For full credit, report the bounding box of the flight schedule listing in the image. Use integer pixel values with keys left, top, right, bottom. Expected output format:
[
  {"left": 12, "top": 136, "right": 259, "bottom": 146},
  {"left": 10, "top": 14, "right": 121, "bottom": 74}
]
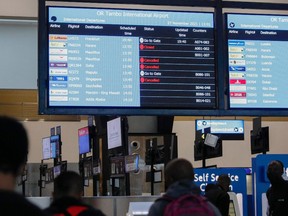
[
  {"left": 227, "top": 14, "right": 288, "bottom": 108},
  {"left": 48, "top": 7, "right": 216, "bottom": 108}
]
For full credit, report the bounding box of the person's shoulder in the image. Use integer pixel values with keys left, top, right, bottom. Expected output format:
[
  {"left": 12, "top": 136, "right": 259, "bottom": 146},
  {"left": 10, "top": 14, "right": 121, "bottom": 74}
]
[
  {"left": 207, "top": 201, "right": 222, "bottom": 216},
  {"left": 266, "top": 185, "right": 272, "bottom": 194},
  {"left": 148, "top": 196, "right": 169, "bottom": 216},
  {"left": 79, "top": 205, "right": 106, "bottom": 216},
  {"left": 219, "top": 190, "right": 230, "bottom": 198},
  {"left": 0, "top": 190, "right": 47, "bottom": 215},
  {"left": 148, "top": 203, "right": 166, "bottom": 216},
  {"left": 283, "top": 181, "right": 288, "bottom": 193},
  {"left": 45, "top": 201, "right": 106, "bottom": 216},
  {"left": 68, "top": 200, "right": 106, "bottom": 216},
  {"left": 0, "top": 190, "right": 28, "bottom": 204}
]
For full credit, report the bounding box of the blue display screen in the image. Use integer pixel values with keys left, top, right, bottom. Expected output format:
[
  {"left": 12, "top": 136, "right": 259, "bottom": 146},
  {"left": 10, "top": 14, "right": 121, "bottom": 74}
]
[
  {"left": 50, "top": 134, "right": 60, "bottom": 158},
  {"left": 78, "top": 127, "right": 90, "bottom": 154},
  {"left": 227, "top": 13, "right": 288, "bottom": 108}
]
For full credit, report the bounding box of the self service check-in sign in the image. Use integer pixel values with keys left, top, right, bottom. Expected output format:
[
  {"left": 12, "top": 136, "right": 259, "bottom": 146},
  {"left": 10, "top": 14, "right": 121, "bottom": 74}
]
[{"left": 194, "top": 168, "right": 247, "bottom": 216}]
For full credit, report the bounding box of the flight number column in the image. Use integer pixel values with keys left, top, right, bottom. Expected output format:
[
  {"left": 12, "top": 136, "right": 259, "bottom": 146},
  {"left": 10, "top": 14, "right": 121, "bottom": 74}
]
[{"left": 76, "top": 36, "right": 139, "bottom": 106}]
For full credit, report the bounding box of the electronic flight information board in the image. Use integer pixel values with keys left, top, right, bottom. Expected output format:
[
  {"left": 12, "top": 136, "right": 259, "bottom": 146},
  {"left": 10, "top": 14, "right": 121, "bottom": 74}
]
[
  {"left": 45, "top": 4, "right": 216, "bottom": 111},
  {"left": 227, "top": 13, "right": 288, "bottom": 109}
]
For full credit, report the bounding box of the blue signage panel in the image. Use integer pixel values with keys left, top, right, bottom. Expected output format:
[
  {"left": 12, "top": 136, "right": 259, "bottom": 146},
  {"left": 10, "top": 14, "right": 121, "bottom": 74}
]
[{"left": 194, "top": 168, "right": 247, "bottom": 216}]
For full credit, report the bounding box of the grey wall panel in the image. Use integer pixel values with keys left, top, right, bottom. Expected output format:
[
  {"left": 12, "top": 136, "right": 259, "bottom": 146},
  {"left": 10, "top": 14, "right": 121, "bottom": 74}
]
[{"left": 0, "top": 19, "right": 37, "bottom": 89}]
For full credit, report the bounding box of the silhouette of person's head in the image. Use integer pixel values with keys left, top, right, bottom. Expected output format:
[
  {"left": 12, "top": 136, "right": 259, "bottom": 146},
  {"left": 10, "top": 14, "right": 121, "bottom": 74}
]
[
  {"left": 165, "top": 158, "right": 194, "bottom": 188},
  {"left": 0, "top": 116, "right": 28, "bottom": 177},
  {"left": 217, "top": 174, "right": 231, "bottom": 192},
  {"left": 267, "top": 160, "right": 284, "bottom": 185},
  {"left": 53, "top": 171, "right": 83, "bottom": 200},
  {"left": 0, "top": 117, "right": 46, "bottom": 216}
]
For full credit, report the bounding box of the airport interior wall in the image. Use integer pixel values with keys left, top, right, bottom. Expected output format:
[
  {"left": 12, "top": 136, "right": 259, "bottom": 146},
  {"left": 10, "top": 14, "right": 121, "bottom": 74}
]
[{"left": 21, "top": 119, "right": 288, "bottom": 168}]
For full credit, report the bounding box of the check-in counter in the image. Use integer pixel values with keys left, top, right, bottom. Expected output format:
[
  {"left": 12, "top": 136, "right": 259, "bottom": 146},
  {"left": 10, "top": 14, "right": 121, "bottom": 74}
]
[
  {"left": 84, "top": 196, "right": 160, "bottom": 216},
  {"left": 28, "top": 195, "right": 160, "bottom": 216},
  {"left": 27, "top": 194, "right": 242, "bottom": 216}
]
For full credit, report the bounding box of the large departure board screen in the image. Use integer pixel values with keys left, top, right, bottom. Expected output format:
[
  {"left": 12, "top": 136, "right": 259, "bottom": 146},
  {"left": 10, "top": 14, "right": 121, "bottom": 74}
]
[
  {"left": 38, "top": 1, "right": 217, "bottom": 115},
  {"left": 227, "top": 13, "right": 288, "bottom": 109}
]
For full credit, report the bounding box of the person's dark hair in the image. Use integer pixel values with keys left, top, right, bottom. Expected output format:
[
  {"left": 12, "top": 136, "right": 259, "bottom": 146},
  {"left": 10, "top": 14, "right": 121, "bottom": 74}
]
[
  {"left": 53, "top": 171, "right": 83, "bottom": 199},
  {"left": 217, "top": 174, "right": 231, "bottom": 192},
  {"left": 0, "top": 116, "right": 28, "bottom": 175},
  {"left": 165, "top": 158, "right": 194, "bottom": 186},
  {"left": 267, "top": 160, "right": 284, "bottom": 185},
  {"left": 275, "top": 160, "right": 284, "bottom": 174}
]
